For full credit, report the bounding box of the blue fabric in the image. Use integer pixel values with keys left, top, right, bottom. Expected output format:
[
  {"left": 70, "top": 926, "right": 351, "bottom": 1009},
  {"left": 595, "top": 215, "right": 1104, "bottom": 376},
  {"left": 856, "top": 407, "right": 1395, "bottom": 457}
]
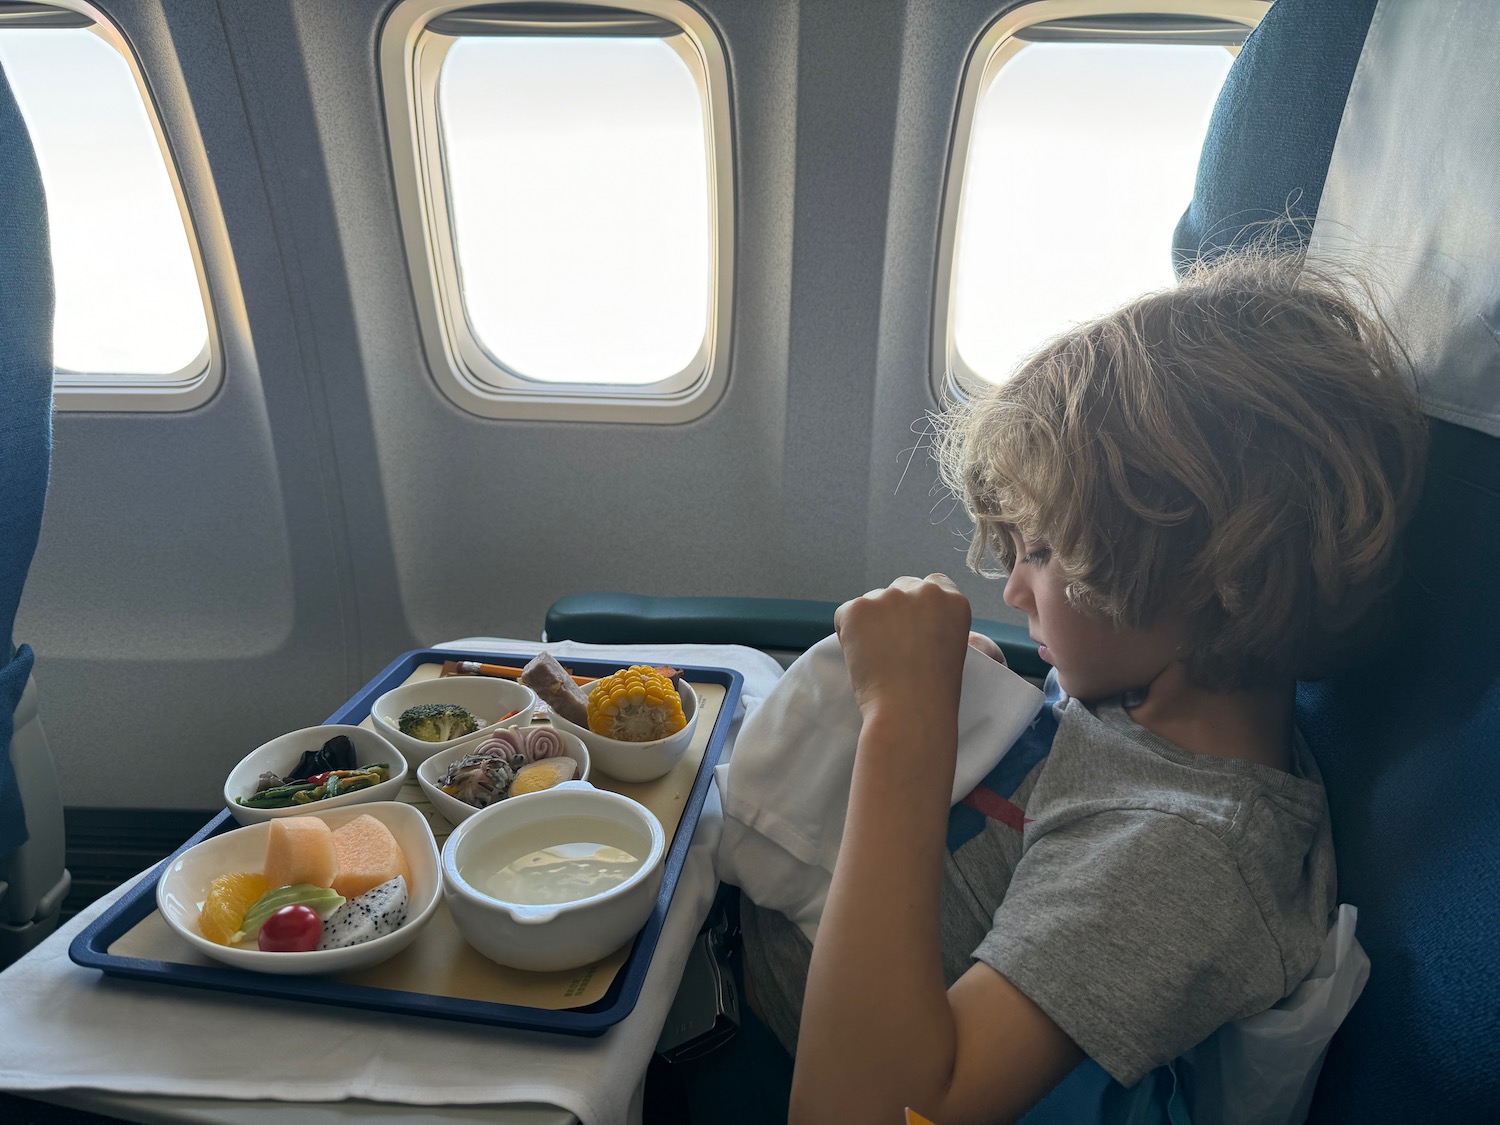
[
  {"left": 947, "top": 675, "right": 1061, "bottom": 852},
  {"left": 1296, "top": 421, "right": 1500, "bottom": 1124},
  {"left": 0, "top": 645, "right": 35, "bottom": 853},
  {"left": 1171, "top": 0, "right": 1377, "bottom": 272},
  {"left": 0, "top": 61, "right": 54, "bottom": 859}
]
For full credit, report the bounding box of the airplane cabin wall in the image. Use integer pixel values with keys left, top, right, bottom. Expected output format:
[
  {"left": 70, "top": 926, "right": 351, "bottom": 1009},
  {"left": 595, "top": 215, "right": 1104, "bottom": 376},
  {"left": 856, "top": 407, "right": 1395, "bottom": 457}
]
[{"left": 16, "top": 0, "right": 1030, "bottom": 809}]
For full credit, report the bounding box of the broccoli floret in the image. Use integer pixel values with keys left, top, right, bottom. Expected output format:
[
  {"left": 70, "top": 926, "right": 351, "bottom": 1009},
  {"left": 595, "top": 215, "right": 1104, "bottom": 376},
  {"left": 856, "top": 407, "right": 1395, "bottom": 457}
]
[{"left": 397, "top": 702, "right": 480, "bottom": 743}]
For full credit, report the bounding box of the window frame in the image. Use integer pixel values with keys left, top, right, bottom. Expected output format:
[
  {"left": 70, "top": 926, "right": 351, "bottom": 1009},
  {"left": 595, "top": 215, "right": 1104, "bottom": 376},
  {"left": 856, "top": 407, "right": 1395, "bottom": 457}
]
[
  {"left": 381, "top": 0, "right": 734, "bottom": 423},
  {"left": 1, "top": 0, "right": 220, "bottom": 412},
  {"left": 931, "top": 0, "right": 1268, "bottom": 402}
]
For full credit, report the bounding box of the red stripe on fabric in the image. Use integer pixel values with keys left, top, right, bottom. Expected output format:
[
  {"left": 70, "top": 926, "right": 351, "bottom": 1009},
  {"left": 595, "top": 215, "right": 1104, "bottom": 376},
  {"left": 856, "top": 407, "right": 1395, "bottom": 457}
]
[{"left": 960, "top": 787, "right": 1029, "bottom": 833}]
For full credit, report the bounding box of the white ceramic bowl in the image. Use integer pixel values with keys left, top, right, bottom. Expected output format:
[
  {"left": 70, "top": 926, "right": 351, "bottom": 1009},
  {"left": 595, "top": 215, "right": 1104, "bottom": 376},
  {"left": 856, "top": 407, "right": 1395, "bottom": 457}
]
[
  {"left": 224, "top": 724, "right": 408, "bottom": 827},
  {"left": 441, "top": 783, "right": 666, "bottom": 972},
  {"left": 369, "top": 676, "right": 536, "bottom": 764},
  {"left": 548, "top": 679, "right": 699, "bottom": 783},
  {"left": 156, "top": 802, "right": 440, "bottom": 975},
  {"left": 416, "top": 727, "right": 592, "bottom": 828}
]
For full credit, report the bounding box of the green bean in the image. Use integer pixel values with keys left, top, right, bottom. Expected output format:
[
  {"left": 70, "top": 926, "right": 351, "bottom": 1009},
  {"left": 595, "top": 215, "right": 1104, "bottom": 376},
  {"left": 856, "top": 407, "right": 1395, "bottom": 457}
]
[
  {"left": 235, "top": 783, "right": 319, "bottom": 809},
  {"left": 233, "top": 766, "right": 389, "bottom": 809}
]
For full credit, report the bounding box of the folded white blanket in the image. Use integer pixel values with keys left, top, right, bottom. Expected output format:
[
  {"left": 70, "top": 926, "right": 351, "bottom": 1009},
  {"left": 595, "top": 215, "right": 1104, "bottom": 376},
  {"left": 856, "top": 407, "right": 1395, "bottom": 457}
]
[{"left": 715, "top": 634, "right": 1044, "bottom": 941}]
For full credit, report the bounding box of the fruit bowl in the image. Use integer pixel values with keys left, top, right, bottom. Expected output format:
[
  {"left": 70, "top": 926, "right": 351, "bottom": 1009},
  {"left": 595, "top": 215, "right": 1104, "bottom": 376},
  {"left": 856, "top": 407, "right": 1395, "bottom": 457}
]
[{"left": 156, "top": 802, "right": 440, "bottom": 975}]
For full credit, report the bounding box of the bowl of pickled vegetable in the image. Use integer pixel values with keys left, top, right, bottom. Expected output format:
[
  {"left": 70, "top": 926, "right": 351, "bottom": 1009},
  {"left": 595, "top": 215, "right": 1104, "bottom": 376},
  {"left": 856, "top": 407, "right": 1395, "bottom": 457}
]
[{"left": 224, "top": 724, "right": 408, "bottom": 826}]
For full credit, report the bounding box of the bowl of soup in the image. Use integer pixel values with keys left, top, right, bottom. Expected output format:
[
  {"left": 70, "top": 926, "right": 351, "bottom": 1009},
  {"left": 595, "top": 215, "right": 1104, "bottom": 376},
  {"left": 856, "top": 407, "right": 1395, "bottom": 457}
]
[{"left": 440, "top": 782, "right": 666, "bottom": 972}]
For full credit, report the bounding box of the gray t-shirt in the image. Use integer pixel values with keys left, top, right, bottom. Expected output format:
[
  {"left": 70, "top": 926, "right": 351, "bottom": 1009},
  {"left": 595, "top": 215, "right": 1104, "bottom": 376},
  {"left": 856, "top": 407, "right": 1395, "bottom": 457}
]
[{"left": 741, "top": 678, "right": 1336, "bottom": 1089}]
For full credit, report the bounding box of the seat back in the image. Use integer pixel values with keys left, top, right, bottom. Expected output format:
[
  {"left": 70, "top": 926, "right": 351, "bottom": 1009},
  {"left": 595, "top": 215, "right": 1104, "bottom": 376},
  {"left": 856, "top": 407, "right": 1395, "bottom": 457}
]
[
  {"left": 1291, "top": 1, "right": 1500, "bottom": 1117},
  {"left": 1175, "top": 2, "right": 1500, "bottom": 1113},
  {"left": 0, "top": 57, "right": 66, "bottom": 964},
  {"left": 1297, "top": 421, "right": 1499, "bottom": 1122}
]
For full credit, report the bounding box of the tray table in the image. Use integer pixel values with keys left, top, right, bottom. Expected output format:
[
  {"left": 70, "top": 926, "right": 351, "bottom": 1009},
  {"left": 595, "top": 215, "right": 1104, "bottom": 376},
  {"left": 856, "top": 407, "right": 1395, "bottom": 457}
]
[{"left": 69, "top": 648, "right": 743, "bottom": 1037}]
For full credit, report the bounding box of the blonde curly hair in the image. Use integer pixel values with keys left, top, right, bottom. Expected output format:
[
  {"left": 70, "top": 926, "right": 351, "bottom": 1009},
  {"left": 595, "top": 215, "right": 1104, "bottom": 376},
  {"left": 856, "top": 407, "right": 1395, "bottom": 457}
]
[{"left": 934, "top": 251, "right": 1428, "bottom": 689}]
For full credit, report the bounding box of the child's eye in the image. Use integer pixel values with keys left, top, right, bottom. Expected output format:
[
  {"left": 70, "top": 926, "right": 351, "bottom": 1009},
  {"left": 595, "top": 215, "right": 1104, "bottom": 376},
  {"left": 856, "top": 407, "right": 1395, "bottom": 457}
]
[{"left": 1020, "top": 546, "right": 1052, "bottom": 566}]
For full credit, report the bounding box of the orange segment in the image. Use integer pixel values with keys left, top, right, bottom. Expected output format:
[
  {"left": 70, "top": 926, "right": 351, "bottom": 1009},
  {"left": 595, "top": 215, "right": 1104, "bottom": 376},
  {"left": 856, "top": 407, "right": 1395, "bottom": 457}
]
[{"left": 198, "top": 871, "right": 269, "bottom": 945}]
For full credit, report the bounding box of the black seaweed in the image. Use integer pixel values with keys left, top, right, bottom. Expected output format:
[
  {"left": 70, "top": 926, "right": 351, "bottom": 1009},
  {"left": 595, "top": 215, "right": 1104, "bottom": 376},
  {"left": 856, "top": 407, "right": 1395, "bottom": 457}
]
[{"left": 286, "top": 734, "right": 357, "bottom": 781}]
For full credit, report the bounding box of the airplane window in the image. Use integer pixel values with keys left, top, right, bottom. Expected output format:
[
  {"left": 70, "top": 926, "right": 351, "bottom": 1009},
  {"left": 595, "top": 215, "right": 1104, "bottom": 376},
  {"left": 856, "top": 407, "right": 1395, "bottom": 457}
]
[
  {"left": 385, "top": 1, "right": 732, "bottom": 422},
  {"left": 939, "top": 7, "right": 1265, "bottom": 391},
  {"left": 438, "top": 37, "right": 709, "bottom": 386},
  {"left": 0, "top": 25, "right": 211, "bottom": 386}
]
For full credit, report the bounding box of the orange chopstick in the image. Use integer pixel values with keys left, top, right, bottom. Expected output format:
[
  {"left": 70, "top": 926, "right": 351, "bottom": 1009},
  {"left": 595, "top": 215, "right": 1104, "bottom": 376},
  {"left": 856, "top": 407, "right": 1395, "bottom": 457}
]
[{"left": 440, "top": 659, "right": 595, "bottom": 686}]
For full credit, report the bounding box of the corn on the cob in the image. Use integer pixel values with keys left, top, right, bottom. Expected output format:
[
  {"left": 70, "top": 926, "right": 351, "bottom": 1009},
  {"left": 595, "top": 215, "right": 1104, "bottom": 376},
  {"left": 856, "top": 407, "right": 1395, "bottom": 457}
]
[{"left": 587, "top": 665, "right": 687, "bottom": 742}]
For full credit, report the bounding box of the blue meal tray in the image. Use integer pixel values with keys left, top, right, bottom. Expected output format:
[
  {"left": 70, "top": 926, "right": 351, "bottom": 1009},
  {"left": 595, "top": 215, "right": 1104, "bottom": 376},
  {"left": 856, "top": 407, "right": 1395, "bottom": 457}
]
[{"left": 69, "top": 648, "right": 744, "bottom": 1037}]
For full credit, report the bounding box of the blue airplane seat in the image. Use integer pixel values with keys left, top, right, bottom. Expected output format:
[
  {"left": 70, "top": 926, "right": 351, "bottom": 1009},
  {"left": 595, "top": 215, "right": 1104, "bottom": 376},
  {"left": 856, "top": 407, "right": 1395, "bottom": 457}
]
[
  {"left": 1295, "top": 419, "right": 1499, "bottom": 1124},
  {"left": 0, "top": 58, "right": 67, "bottom": 968},
  {"left": 1166, "top": 0, "right": 1500, "bottom": 1118},
  {"left": 1289, "top": 0, "right": 1500, "bottom": 1117}
]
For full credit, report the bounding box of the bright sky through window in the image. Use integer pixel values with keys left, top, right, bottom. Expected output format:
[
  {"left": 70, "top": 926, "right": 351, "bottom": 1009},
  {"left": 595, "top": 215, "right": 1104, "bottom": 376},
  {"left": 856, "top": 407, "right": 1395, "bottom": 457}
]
[
  {"left": 437, "top": 37, "right": 711, "bottom": 386},
  {"left": 953, "top": 42, "right": 1235, "bottom": 384},
  {"left": 0, "top": 28, "right": 208, "bottom": 377}
]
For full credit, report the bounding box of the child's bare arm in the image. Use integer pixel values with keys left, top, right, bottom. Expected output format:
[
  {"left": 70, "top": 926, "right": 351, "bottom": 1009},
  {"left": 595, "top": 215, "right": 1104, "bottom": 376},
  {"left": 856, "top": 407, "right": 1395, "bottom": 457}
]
[{"left": 791, "top": 576, "right": 1079, "bottom": 1125}]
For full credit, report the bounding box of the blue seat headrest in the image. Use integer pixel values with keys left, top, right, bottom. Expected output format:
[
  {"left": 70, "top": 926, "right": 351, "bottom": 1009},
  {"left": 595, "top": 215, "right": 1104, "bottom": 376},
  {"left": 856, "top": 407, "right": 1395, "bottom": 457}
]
[{"left": 1172, "top": 0, "right": 1378, "bottom": 272}]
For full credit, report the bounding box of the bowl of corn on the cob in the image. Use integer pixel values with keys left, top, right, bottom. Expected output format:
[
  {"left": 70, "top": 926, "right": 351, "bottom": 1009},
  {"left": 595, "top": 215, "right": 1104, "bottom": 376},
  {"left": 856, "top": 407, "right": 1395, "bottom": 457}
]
[{"left": 548, "top": 667, "right": 699, "bottom": 783}]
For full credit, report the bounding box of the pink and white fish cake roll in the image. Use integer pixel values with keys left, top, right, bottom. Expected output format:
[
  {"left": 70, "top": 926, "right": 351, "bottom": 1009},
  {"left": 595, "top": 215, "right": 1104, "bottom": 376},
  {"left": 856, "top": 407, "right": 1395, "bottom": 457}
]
[
  {"left": 481, "top": 725, "right": 567, "bottom": 763},
  {"left": 515, "top": 726, "right": 567, "bottom": 762}
]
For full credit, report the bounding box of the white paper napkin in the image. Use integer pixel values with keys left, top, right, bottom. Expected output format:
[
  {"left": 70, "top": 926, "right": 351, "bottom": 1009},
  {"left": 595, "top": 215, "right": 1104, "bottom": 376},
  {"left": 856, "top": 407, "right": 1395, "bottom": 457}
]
[{"left": 716, "top": 634, "right": 1044, "bottom": 941}]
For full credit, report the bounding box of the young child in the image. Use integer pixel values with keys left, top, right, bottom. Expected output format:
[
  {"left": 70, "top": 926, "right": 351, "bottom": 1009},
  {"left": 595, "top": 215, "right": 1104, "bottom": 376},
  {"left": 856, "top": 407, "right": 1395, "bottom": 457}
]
[{"left": 739, "top": 252, "right": 1427, "bottom": 1124}]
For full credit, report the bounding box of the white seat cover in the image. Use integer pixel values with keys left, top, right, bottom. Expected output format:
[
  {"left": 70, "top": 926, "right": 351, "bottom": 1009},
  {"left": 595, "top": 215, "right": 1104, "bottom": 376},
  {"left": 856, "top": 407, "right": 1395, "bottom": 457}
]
[{"left": 1307, "top": 0, "right": 1500, "bottom": 438}]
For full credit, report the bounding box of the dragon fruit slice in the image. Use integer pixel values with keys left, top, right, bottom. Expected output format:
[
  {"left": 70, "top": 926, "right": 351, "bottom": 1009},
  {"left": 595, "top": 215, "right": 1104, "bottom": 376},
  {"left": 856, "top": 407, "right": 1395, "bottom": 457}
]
[{"left": 316, "top": 875, "right": 408, "bottom": 950}]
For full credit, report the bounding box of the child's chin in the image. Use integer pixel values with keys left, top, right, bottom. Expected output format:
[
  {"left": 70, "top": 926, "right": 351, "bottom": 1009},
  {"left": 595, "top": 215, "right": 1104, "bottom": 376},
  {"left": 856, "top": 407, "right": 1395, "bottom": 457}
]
[{"left": 1054, "top": 671, "right": 1118, "bottom": 703}]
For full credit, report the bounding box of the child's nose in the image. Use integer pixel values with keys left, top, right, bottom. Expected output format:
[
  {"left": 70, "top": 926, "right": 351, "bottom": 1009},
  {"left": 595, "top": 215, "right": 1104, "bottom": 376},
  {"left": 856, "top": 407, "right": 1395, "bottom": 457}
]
[{"left": 1003, "top": 568, "right": 1030, "bottom": 613}]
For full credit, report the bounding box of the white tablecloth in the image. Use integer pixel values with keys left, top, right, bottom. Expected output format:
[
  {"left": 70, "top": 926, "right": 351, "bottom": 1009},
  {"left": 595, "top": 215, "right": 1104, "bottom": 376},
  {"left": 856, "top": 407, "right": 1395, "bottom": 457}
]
[{"left": 0, "top": 640, "right": 785, "bottom": 1125}]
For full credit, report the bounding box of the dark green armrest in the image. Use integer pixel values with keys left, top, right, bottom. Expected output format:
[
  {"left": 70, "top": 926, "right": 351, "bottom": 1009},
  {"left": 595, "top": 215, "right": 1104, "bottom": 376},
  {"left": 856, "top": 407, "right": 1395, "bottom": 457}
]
[{"left": 544, "top": 593, "right": 1047, "bottom": 679}]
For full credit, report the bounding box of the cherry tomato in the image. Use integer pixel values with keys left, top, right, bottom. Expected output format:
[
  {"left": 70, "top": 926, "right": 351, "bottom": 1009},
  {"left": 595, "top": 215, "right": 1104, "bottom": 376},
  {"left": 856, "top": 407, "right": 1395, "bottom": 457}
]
[{"left": 257, "top": 904, "right": 323, "bottom": 952}]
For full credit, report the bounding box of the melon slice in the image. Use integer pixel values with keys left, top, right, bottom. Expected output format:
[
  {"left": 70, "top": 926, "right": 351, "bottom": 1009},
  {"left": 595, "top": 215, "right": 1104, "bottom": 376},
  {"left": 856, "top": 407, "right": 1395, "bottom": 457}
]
[
  {"left": 329, "top": 813, "right": 412, "bottom": 899},
  {"left": 262, "top": 816, "right": 338, "bottom": 889}
]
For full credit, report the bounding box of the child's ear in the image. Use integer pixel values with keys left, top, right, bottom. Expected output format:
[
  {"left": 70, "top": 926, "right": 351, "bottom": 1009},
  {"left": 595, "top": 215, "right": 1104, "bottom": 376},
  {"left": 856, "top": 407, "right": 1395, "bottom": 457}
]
[{"left": 967, "top": 631, "right": 1007, "bottom": 666}]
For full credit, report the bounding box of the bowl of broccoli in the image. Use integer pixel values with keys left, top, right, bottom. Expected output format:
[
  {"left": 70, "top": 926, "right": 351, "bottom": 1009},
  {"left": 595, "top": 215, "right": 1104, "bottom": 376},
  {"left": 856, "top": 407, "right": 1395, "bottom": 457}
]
[{"left": 369, "top": 675, "right": 536, "bottom": 763}]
